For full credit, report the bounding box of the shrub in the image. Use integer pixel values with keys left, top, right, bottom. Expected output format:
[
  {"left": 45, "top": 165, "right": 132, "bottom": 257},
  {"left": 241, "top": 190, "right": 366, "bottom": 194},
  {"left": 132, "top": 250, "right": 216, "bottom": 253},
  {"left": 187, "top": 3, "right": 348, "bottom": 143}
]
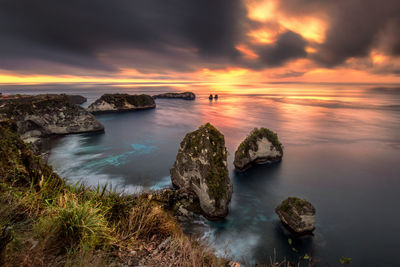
[
  {"left": 37, "top": 194, "right": 112, "bottom": 251},
  {"left": 117, "top": 197, "right": 179, "bottom": 241}
]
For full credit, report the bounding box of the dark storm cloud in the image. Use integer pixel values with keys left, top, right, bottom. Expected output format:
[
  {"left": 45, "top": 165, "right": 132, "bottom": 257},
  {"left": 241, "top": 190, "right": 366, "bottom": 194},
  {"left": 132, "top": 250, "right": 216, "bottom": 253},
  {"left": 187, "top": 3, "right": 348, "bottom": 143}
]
[
  {"left": 0, "top": 0, "right": 247, "bottom": 73},
  {"left": 255, "top": 31, "right": 307, "bottom": 67},
  {"left": 2, "top": 0, "right": 400, "bottom": 75},
  {"left": 279, "top": 0, "right": 400, "bottom": 67}
]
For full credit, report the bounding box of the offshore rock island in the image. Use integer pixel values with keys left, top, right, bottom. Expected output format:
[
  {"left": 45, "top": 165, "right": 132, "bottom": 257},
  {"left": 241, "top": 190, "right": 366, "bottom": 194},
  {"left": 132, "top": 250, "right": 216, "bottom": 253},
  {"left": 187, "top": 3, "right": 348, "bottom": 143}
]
[
  {"left": 234, "top": 128, "right": 283, "bottom": 171},
  {"left": 88, "top": 93, "right": 156, "bottom": 114},
  {"left": 170, "top": 123, "right": 233, "bottom": 219},
  {"left": 153, "top": 92, "right": 195, "bottom": 100}
]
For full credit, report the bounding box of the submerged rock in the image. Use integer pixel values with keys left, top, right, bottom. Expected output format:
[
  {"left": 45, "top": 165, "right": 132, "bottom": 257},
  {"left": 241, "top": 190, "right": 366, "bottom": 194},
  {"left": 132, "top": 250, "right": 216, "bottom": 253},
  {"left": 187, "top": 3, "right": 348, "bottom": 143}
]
[
  {"left": 233, "top": 128, "right": 283, "bottom": 171},
  {"left": 170, "top": 123, "right": 232, "bottom": 219},
  {"left": 153, "top": 92, "right": 195, "bottom": 100},
  {"left": 275, "top": 197, "right": 316, "bottom": 235},
  {"left": 0, "top": 94, "right": 104, "bottom": 145},
  {"left": 88, "top": 93, "right": 155, "bottom": 114}
]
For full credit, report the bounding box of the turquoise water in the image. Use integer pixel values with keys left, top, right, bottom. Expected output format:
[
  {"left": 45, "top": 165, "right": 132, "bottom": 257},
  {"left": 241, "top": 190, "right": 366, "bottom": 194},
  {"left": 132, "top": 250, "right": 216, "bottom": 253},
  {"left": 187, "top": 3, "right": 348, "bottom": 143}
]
[{"left": 4, "top": 84, "right": 400, "bottom": 265}]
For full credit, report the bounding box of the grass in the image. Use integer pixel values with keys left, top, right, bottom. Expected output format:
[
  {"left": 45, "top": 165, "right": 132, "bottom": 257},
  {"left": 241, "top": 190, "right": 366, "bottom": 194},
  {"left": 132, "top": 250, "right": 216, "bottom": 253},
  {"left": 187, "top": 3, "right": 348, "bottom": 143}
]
[{"left": 36, "top": 193, "right": 113, "bottom": 251}]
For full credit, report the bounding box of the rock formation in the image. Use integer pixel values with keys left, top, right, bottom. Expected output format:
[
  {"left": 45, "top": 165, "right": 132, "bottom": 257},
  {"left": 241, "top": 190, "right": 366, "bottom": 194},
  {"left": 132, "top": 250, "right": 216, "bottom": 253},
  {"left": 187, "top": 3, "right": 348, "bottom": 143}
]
[
  {"left": 0, "top": 94, "right": 104, "bottom": 145},
  {"left": 170, "top": 123, "right": 233, "bottom": 219},
  {"left": 233, "top": 128, "right": 283, "bottom": 170},
  {"left": 88, "top": 94, "right": 155, "bottom": 114},
  {"left": 153, "top": 92, "right": 195, "bottom": 100},
  {"left": 275, "top": 197, "right": 316, "bottom": 235}
]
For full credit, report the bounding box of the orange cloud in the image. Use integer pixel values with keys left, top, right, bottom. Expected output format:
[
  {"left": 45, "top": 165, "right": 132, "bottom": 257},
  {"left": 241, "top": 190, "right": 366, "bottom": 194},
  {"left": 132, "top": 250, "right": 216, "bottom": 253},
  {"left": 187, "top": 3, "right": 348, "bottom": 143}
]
[
  {"left": 246, "top": 0, "right": 327, "bottom": 44},
  {"left": 236, "top": 45, "right": 259, "bottom": 59}
]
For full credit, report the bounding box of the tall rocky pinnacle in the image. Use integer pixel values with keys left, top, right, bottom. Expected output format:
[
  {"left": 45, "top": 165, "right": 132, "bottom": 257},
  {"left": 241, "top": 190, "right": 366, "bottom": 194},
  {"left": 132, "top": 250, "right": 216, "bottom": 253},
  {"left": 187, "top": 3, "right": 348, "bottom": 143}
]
[{"left": 170, "top": 123, "right": 233, "bottom": 219}]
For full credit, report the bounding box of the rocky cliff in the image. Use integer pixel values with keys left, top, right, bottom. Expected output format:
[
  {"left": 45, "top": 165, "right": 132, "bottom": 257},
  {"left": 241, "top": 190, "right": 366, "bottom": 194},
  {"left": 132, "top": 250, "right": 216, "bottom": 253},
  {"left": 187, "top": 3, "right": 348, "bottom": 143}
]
[
  {"left": 275, "top": 197, "right": 316, "bottom": 235},
  {"left": 153, "top": 92, "right": 195, "bottom": 100},
  {"left": 170, "top": 123, "right": 232, "bottom": 219},
  {"left": 88, "top": 94, "right": 156, "bottom": 114},
  {"left": 0, "top": 120, "right": 63, "bottom": 187},
  {"left": 234, "top": 128, "right": 283, "bottom": 170},
  {"left": 0, "top": 94, "right": 104, "bottom": 145}
]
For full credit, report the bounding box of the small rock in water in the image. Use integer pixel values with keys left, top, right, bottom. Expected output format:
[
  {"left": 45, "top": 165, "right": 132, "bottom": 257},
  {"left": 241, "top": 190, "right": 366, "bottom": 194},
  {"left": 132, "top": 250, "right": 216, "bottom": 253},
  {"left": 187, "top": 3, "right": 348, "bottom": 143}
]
[{"left": 275, "top": 197, "right": 316, "bottom": 235}]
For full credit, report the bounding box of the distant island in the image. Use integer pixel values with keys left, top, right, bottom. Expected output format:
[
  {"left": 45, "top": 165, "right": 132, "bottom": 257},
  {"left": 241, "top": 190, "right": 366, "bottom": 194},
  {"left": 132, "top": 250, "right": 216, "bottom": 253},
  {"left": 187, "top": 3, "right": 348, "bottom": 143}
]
[
  {"left": 88, "top": 93, "right": 156, "bottom": 114},
  {"left": 153, "top": 92, "right": 195, "bottom": 100}
]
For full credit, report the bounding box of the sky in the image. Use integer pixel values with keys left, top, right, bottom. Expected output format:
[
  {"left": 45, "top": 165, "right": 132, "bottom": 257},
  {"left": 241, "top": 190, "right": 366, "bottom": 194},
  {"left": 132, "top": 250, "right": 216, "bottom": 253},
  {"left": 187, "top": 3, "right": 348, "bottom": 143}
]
[{"left": 1, "top": 0, "right": 400, "bottom": 89}]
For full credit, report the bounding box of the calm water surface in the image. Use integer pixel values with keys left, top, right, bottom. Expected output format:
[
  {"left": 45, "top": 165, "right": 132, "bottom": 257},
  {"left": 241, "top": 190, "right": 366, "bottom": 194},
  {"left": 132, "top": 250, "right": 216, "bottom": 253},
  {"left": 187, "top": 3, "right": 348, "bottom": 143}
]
[{"left": 6, "top": 84, "right": 400, "bottom": 266}]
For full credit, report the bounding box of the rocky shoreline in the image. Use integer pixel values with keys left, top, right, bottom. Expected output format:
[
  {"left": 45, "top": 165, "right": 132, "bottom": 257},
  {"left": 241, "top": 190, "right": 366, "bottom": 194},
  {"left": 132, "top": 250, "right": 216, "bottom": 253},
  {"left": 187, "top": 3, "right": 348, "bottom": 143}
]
[{"left": 0, "top": 94, "right": 104, "bottom": 149}]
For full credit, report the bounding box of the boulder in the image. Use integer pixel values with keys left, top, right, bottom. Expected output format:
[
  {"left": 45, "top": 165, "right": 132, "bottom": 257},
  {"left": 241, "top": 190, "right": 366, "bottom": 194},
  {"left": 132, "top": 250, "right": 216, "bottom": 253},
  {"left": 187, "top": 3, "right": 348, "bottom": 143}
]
[
  {"left": 88, "top": 94, "right": 155, "bottom": 114},
  {"left": 170, "top": 123, "right": 232, "bottom": 219},
  {"left": 233, "top": 128, "right": 283, "bottom": 170},
  {"left": 153, "top": 92, "right": 195, "bottom": 100},
  {"left": 275, "top": 197, "right": 316, "bottom": 235},
  {"left": 0, "top": 94, "right": 104, "bottom": 145}
]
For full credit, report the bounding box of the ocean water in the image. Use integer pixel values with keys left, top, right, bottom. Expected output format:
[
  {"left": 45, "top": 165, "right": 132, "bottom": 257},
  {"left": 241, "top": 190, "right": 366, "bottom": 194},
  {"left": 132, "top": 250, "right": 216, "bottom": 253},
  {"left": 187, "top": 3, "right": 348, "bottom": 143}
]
[{"left": 4, "top": 83, "right": 400, "bottom": 266}]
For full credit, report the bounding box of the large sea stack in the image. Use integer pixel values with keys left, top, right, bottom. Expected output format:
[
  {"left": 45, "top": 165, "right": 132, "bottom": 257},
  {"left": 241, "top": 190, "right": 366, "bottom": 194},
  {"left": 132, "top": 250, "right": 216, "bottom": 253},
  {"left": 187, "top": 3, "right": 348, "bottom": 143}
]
[
  {"left": 275, "top": 197, "right": 316, "bottom": 235},
  {"left": 153, "top": 92, "right": 195, "bottom": 100},
  {"left": 170, "top": 123, "right": 233, "bottom": 219},
  {"left": 0, "top": 94, "right": 104, "bottom": 145},
  {"left": 88, "top": 94, "right": 155, "bottom": 114},
  {"left": 234, "top": 128, "right": 283, "bottom": 171}
]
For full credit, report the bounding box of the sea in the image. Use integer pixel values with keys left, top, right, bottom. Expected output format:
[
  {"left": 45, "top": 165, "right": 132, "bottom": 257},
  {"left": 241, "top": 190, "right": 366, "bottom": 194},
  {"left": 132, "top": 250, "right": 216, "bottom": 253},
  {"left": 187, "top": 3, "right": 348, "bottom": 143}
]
[{"left": 2, "top": 83, "right": 400, "bottom": 266}]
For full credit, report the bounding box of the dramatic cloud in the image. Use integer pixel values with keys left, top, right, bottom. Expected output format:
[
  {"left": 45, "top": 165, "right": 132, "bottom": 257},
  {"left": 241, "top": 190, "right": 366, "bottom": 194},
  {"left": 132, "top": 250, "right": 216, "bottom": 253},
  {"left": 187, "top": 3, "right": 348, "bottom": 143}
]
[
  {"left": 0, "top": 0, "right": 247, "bottom": 73},
  {"left": 278, "top": 0, "right": 400, "bottom": 66},
  {"left": 256, "top": 31, "right": 307, "bottom": 67},
  {"left": 1, "top": 0, "right": 400, "bottom": 79}
]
